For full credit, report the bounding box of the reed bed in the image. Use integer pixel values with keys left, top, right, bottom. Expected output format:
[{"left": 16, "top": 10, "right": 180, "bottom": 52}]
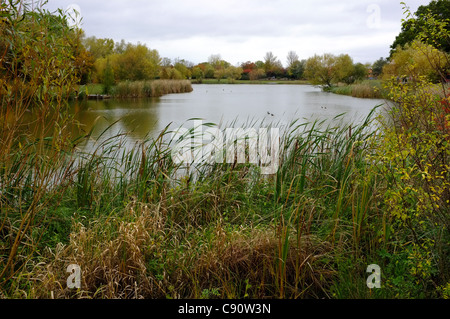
[
  {"left": 330, "top": 81, "right": 386, "bottom": 99},
  {"left": 113, "top": 80, "right": 193, "bottom": 98}
]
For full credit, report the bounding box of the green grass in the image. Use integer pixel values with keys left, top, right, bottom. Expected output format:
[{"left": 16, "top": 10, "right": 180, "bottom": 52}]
[{"left": 79, "top": 83, "right": 104, "bottom": 95}]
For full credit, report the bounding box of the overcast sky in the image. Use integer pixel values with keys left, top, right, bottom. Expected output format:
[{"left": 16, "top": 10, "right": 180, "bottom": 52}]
[{"left": 44, "top": 0, "right": 429, "bottom": 66}]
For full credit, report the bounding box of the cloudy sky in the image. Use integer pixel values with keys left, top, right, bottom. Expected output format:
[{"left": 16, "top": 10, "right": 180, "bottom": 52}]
[{"left": 45, "top": 0, "right": 429, "bottom": 66}]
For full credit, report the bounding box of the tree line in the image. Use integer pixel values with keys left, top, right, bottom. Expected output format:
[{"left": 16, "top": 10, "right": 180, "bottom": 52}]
[{"left": 82, "top": 35, "right": 381, "bottom": 87}]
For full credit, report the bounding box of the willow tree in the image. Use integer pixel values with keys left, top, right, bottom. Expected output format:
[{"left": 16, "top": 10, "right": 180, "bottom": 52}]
[{"left": 1, "top": 1, "right": 89, "bottom": 288}]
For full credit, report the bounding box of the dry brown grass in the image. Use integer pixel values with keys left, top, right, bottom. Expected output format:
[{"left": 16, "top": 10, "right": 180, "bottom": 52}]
[
  {"left": 189, "top": 226, "right": 335, "bottom": 299},
  {"left": 28, "top": 202, "right": 166, "bottom": 299},
  {"left": 21, "top": 201, "right": 334, "bottom": 299}
]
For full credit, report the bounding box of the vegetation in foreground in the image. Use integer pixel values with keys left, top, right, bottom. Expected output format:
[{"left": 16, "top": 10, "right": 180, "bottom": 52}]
[
  {"left": 1, "top": 1, "right": 449, "bottom": 299},
  {"left": 1, "top": 101, "right": 449, "bottom": 299}
]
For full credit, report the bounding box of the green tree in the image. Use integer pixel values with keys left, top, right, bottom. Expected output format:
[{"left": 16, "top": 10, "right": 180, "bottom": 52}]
[
  {"left": 174, "top": 59, "right": 193, "bottom": 79},
  {"left": 208, "top": 54, "right": 230, "bottom": 71},
  {"left": 115, "top": 43, "right": 161, "bottom": 81},
  {"left": 304, "top": 53, "right": 338, "bottom": 88},
  {"left": 335, "top": 54, "right": 355, "bottom": 84},
  {"left": 255, "top": 60, "right": 265, "bottom": 69},
  {"left": 208, "top": 54, "right": 222, "bottom": 68},
  {"left": 286, "top": 51, "right": 306, "bottom": 79},
  {"left": 204, "top": 64, "right": 215, "bottom": 79},
  {"left": 114, "top": 39, "right": 127, "bottom": 54},
  {"left": 224, "top": 66, "right": 243, "bottom": 83},
  {"left": 168, "top": 68, "right": 184, "bottom": 80},
  {"left": 264, "top": 51, "right": 277, "bottom": 72},
  {"left": 191, "top": 66, "right": 204, "bottom": 83},
  {"left": 102, "top": 58, "right": 115, "bottom": 94},
  {"left": 288, "top": 60, "right": 306, "bottom": 80},
  {"left": 352, "top": 63, "right": 369, "bottom": 82},
  {"left": 83, "top": 36, "right": 115, "bottom": 60},
  {"left": 286, "top": 51, "right": 299, "bottom": 67},
  {"left": 264, "top": 52, "right": 284, "bottom": 77},
  {"left": 305, "top": 53, "right": 361, "bottom": 87},
  {"left": 372, "top": 57, "right": 388, "bottom": 78},
  {"left": 391, "top": 0, "right": 450, "bottom": 56},
  {"left": 214, "top": 68, "right": 226, "bottom": 82}
]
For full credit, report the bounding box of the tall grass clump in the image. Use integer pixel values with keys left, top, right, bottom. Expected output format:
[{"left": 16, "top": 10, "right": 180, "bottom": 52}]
[
  {"left": 113, "top": 80, "right": 193, "bottom": 98},
  {"left": 331, "top": 80, "right": 386, "bottom": 99}
]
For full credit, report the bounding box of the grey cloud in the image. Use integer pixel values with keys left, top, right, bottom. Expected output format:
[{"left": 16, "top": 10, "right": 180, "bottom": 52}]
[{"left": 45, "top": 0, "right": 431, "bottom": 64}]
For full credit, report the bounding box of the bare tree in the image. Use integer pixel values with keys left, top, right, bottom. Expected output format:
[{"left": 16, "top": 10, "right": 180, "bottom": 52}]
[{"left": 287, "top": 51, "right": 300, "bottom": 69}]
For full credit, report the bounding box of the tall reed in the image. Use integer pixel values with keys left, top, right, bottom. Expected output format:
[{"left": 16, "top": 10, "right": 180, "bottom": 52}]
[{"left": 113, "top": 80, "right": 193, "bottom": 98}]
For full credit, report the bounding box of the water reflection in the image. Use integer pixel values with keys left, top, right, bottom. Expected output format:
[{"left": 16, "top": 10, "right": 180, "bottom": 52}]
[{"left": 70, "top": 97, "right": 160, "bottom": 141}]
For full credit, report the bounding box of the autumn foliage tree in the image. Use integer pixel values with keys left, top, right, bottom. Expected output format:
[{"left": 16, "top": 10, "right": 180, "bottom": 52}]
[
  {"left": 382, "top": 40, "right": 448, "bottom": 82},
  {"left": 304, "top": 53, "right": 369, "bottom": 87},
  {"left": 87, "top": 39, "right": 162, "bottom": 83},
  {"left": 374, "top": 3, "right": 450, "bottom": 296},
  {"left": 116, "top": 43, "right": 161, "bottom": 81}
]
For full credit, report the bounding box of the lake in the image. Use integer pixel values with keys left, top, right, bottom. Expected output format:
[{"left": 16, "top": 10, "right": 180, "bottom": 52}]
[{"left": 70, "top": 84, "right": 386, "bottom": 150}]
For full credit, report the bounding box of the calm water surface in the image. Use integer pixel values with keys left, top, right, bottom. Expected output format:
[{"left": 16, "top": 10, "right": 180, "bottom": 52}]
[{"left": 70, "top": 84, "right": 386, "bottom": 149}]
